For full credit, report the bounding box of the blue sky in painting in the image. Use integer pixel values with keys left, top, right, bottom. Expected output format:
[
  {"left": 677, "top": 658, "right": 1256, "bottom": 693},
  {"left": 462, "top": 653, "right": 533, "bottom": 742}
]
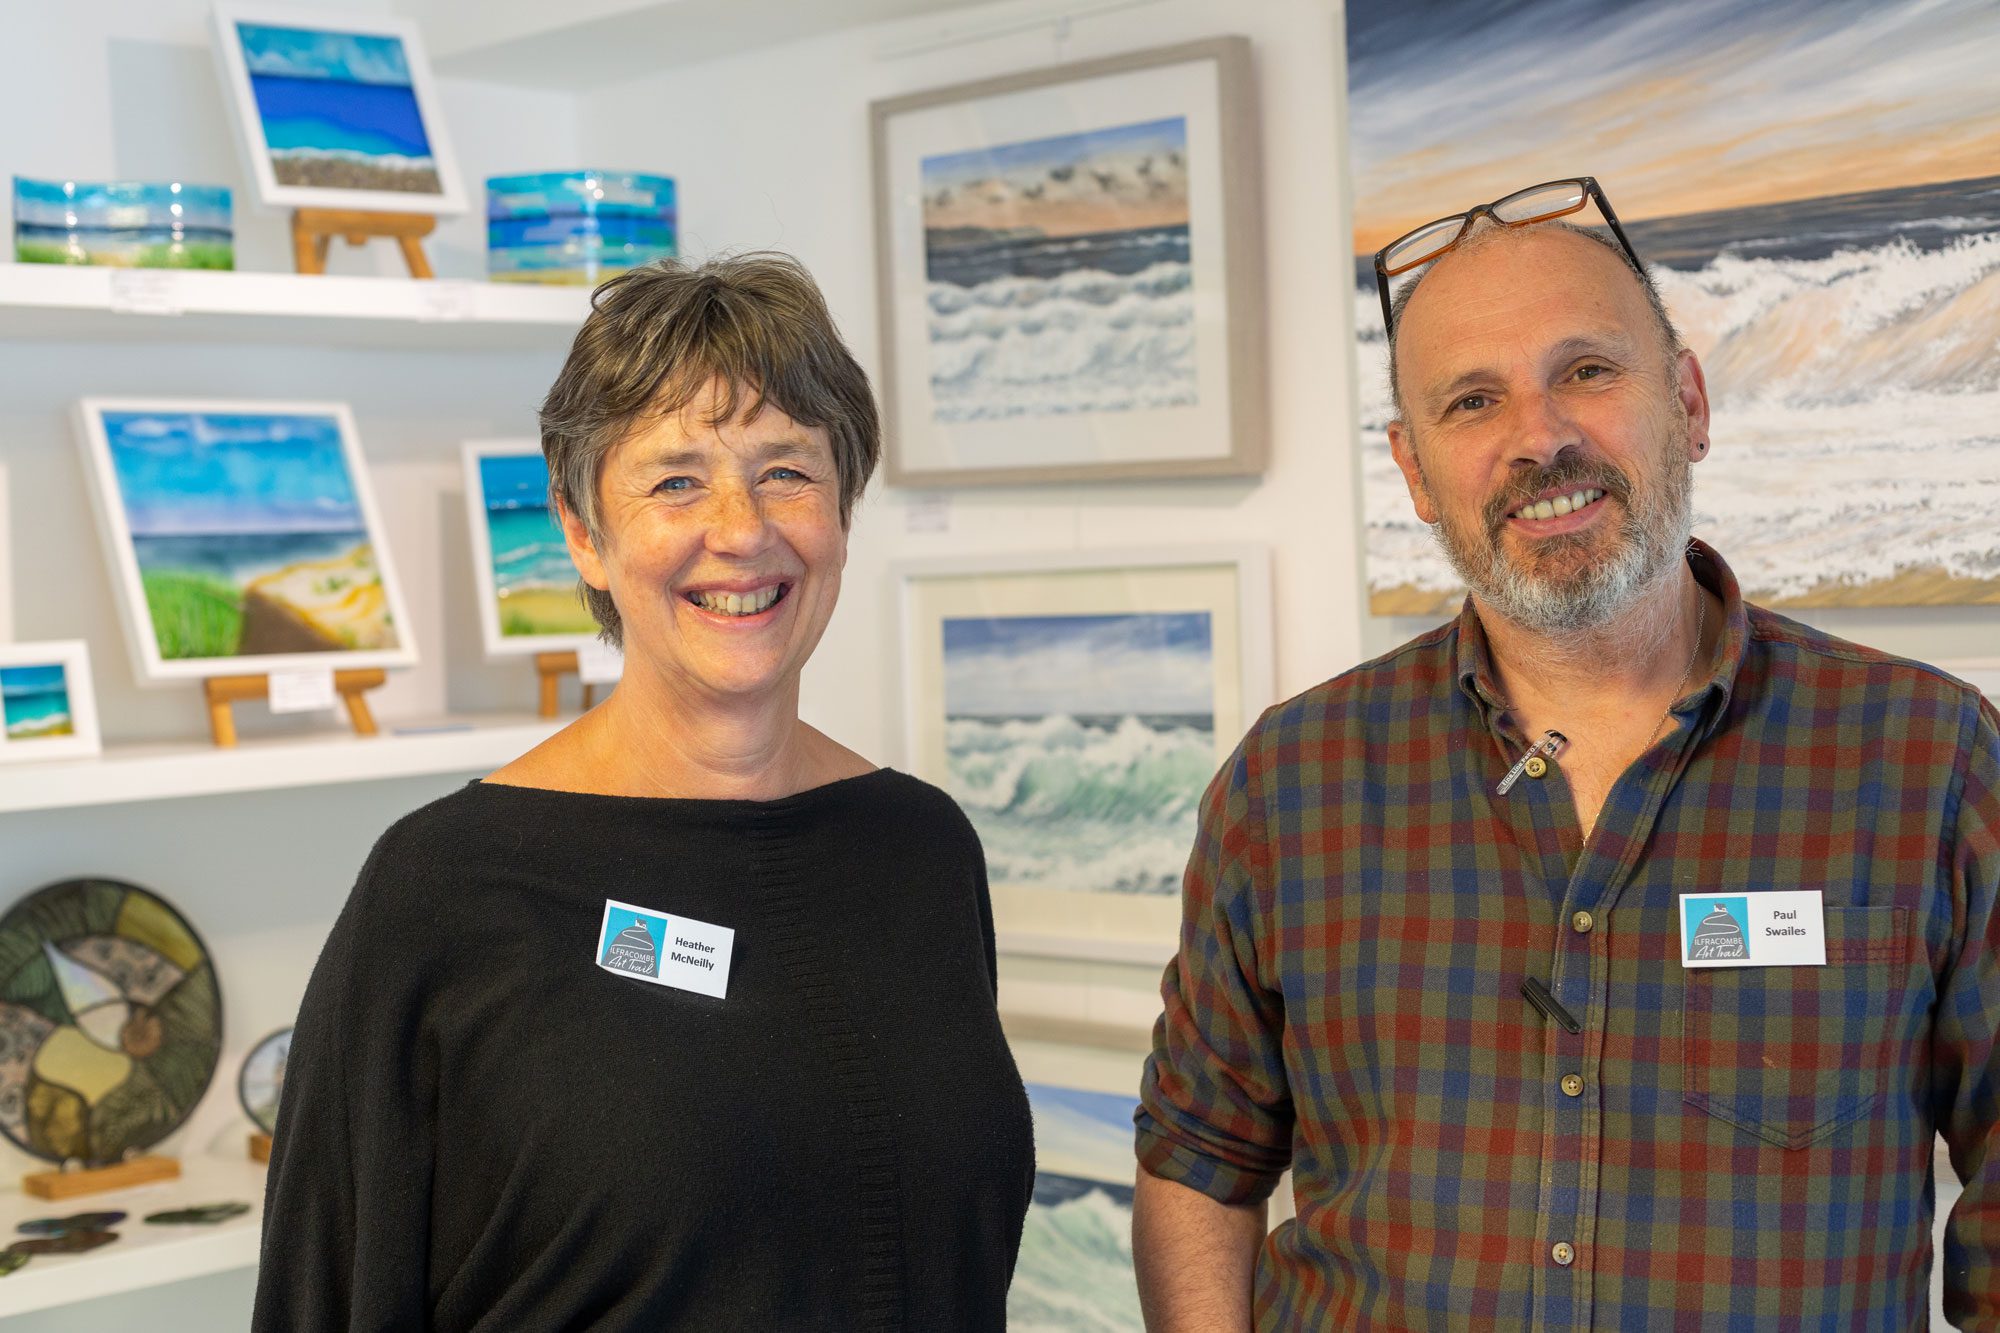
[
  {"left": 0, "top": 665, "right": 65, "bottom": 698},
  {"left": 236, "top": 23, "right": 415, "bottom": 86},
  {"left": 943, "top": 611, "right": 1212, "bottom": 718},
  {"left": 478, "top": 453, "right": 552, "bottom": 511},
  {"left": 1344, "top": 0, "right": 2000, "bottom": 239},
  {"left": 923, "top": 117, "right": 1186, "bottom": 190},
  {"left": 102, "top": 411, "right": 362, "bottom": 537}
]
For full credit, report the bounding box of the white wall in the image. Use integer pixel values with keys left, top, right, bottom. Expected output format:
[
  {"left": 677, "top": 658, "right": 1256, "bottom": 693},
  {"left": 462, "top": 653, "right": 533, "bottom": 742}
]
[
  {"left": 0, "top": 5, "right": 587, "bottom": 1328},
  {"left": 574, "top": 0, "right": 1356, "bottom": 1026}
]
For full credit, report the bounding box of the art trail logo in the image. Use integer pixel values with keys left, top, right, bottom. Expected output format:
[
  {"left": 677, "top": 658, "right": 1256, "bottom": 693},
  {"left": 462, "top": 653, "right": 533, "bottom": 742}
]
[
  {"left": 600, "top": 905, "right": 665, "bottom": 979},
  {"left": 1685, "top": 896, "right": 1751, "bottom": 962}
]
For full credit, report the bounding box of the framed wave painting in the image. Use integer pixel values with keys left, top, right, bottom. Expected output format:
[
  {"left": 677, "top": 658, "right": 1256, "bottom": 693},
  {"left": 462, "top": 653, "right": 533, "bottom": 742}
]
[
  {"left": 210, "top": 4, "right": 467, "bottom": 216},
  {"left": 1347, "top": 0, "right": 2000, "bottom": 614},
  {"left": 1010, "top": 1066, "right": 1145, "bottom": 1332},
  {"left": 871, "top": 38, "right": 1266, "bottom": 486},
  {"left": 897, "top": 547, "right": 1272, "bottom": 963},
  {"left": 0, "top": 641, "right": 100, "bottom": 764},
  {"left": 461, "top": 441, "right": 597, "bottom": 657},
  {"left": 75, "top": 399, "right": 417, "bottom": 684}
]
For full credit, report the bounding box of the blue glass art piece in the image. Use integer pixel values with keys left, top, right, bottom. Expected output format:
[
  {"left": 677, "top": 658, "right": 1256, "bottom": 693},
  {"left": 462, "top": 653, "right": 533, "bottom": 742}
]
[
  {"left": 14, "top": 178, "right": 233, "bottom": 269},
  {"left": 486, "top": 171, "right": 676, "bottom": 285}
]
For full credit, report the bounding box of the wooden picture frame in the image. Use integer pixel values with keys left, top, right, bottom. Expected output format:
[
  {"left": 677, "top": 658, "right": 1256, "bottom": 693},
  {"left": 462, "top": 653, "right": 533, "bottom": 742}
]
[
  {"left": 0, "top": 640, "right": 101, "bottom": 764},
  {"left": 210, "top": 3, "right": 468, "bottom": 217},
  {"left": 895, "top": 545, "right": 1273, "bottom": 964},
  {"left": 75, "top": 398, "right": 418, "bottom": 684},
  {"left": 871, "top": 37, "right": 1266, "bottom": 487}
]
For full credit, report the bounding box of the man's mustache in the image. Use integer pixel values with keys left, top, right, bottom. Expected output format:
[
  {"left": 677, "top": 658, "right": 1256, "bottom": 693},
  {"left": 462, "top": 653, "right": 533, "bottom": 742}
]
[{"left": 1482, "top": 458, "right": 1633, "bottom": 535}]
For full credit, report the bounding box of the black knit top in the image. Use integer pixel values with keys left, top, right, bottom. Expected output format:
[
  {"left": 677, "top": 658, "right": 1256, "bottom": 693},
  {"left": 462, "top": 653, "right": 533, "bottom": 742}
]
[{"left": 252, "top": 770, "right": 1035, "bottom": 1331}]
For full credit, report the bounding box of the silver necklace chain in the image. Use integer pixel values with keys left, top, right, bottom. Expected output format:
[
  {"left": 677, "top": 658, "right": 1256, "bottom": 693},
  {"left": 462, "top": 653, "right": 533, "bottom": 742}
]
[{"left": 1646, "top": 589, "right": 1707, "bottom": 750}]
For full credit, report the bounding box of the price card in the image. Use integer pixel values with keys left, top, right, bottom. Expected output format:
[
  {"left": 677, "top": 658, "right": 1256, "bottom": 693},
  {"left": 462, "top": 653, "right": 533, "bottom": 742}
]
[
  {"left": 267, "top": 669, "right": 338, "bottom": 714},
  {"left": 417, "top": 281, "right": 475, "bottom": 322},
  {"left": 903, "top": 493, "right": 951, "bottom": 534},
  {"left": 577, "top": 640, "right": 624, "bottom": 684},
  {"left": 108, "top": 270, "right": 184, "bottom": 317}
]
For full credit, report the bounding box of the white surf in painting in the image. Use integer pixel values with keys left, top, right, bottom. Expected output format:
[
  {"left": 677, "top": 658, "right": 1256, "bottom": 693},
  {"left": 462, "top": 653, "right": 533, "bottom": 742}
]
[
  {"left": 942, "top": 612, "right": 1215, "bottom": 895},
  {"left": 1010, "top": 1083, "right": 1145, "bottom": 1332},
  {"left": 1361, "top": 221, "right": 2000, "bottom": 605}
]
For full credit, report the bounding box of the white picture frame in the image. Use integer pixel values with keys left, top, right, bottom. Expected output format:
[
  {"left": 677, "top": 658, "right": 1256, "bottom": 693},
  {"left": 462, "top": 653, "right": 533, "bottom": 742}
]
[
  {"left": 0, "top": 640, "right": 102, "bottom": 764},
  {"left": 870, "top": 37, "right": 1267, "bottom": 487},
  {"left": 75, "top": 397, "right": 419, "bottom": 685},
  {"left": 460, "top": 439, "right": 598, "bottom": 658},
  {"left": 209, "top": 3, "right": 468, "bottom": 217},
  {"left": 895, "top": 545, "right": 1274, "bottom": 964}
]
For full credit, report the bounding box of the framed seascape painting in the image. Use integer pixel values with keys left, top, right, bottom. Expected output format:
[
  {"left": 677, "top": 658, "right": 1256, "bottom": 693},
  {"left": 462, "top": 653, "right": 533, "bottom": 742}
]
[
  {"left": 871, "top": 38, "right": 1266, "bottom": 487},
  {"left": 1347, "top": 0, "right": 2000, "bottom": 615},
  {"left": 0, "top": 641, "right": 100, "bottom": 764},
  {"left": 1007, "top": 1040, "right": 1147, "bottom": 1333},
  {"left": 897, "top": 547, "right": 1273, "bottom": 963},
  {"left": 75, "top": 399, "right": 417, "bottom": 684},
  {"left": 209, "top": 4, "right": 467, "bottom": 216},
  {"left": 461, "top": 441, "right": 597, "bottom": 657}
]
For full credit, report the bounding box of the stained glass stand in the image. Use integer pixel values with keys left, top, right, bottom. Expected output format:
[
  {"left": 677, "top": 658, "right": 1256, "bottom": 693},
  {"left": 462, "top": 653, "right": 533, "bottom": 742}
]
[
  {"left": 247, "top": 1133, "right": 271, "bottom": 1164},
  {"left": 23, "top": 1155, "right": 180, "bottom": 1201},
  {"left": 533, "top": 652, "right": 599, "bottom": 719}
]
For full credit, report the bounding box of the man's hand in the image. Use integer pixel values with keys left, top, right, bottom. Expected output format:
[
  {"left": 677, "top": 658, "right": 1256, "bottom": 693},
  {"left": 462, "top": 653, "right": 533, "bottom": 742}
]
[{"left": 1132, "top": 1169, "right": 1266, "bottom": 1331}]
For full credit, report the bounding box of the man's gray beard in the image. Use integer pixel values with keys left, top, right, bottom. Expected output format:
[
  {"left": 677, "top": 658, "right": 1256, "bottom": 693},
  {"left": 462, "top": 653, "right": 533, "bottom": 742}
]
[{"left": 1432, "top": 454, "right": 1695, "bottom": 637}]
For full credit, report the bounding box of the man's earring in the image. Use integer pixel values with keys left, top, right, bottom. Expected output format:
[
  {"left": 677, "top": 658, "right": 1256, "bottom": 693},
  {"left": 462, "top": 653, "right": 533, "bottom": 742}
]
[{"left": 1694, "top": 440, "right": 1708, "bottom": 454}]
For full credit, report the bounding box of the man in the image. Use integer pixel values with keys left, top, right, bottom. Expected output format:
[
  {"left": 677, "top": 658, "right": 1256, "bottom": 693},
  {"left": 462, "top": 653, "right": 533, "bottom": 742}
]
[{"left": 1132, "top": 181, "right": 2000, "bottom": 1329}]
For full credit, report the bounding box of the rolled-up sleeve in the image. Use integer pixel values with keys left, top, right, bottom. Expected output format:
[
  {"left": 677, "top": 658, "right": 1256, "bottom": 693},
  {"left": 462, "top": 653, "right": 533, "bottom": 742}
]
[{"left": 1136, "top": 724, "right": 1292, "bottom": 1205}]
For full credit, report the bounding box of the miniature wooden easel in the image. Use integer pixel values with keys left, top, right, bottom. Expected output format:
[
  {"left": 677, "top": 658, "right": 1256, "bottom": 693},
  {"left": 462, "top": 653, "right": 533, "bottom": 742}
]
[
  {"left": 203, "top": 670, "right": 387, "bottom": 748},
  {"left": 534, "top": 652, "right": 600, "bottom": 719},
  {"left": 24, "top": 1155, "right": 179, "bottom": 1201},
  {"left": 291, "top": 208, "right": 435, "bottom": 278},
  {"left": 249, "top": 1132, "right": 272, "bottom": 1164}
]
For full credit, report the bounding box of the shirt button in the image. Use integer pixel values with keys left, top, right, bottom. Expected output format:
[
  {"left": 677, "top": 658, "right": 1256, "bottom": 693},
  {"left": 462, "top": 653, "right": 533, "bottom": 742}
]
[
  {"left": 1552, "top": 1242, "right": 1575, "bottom": 1266},
  {"left": 1561, "top": 1073, "right": 1584, "bottom": 1097},
  {"left": 1523, "top": 755, "right": 1548, "bottom": 779},
  {"left": 1571, "top": 910, "right": 1594, "bottom": 934}
]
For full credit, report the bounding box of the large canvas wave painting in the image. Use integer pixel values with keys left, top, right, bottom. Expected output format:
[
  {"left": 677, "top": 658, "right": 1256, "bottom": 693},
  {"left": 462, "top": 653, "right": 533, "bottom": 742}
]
[
  {"left": 1009, "top": 1082, "right": 1144, "bottom": 1331},
  {"left": 1348, "top": 0, "right": 2000, "bottom": 613}
]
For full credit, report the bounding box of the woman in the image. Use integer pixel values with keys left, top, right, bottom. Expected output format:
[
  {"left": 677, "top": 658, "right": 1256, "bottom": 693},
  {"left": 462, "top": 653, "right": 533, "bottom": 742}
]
[{"left": 254, "top": 254, "right": 1036, "bottom": 1330}]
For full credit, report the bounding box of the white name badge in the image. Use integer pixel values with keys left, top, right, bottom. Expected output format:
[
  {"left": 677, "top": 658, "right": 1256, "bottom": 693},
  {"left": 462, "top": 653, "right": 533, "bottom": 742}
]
[
  {"left": 1678, "top": 890, "right": 1825, "bottom": 968},
  {"left": 594, "top": 898, "right": 734, "bottom": 998}
]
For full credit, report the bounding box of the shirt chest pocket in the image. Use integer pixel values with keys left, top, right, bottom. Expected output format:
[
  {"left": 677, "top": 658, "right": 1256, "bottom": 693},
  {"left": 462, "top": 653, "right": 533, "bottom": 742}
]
[{"left": 1680, "top": 906, "right": 1913, "bottom": 1150}]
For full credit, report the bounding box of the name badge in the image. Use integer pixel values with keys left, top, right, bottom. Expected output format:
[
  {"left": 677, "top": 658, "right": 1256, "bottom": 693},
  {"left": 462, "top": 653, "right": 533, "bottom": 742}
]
[
  {"left": 595, "top": 898, "right": 735, "bottom": 998},
  {"left": 1678, "top": 891, "right": 1824, "bottom": 968}
]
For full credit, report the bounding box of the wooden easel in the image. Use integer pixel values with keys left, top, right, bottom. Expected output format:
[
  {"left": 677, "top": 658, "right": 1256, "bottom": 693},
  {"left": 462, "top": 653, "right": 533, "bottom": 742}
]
[
  {"left": 24, "top": 1155, "right": 179, "bottom": 1201},
  {"left": 291, "top": 208, "right": 435, "bottom": 278},
  {"left": 203, "top": 670, "right": 387, "bottom": 748},
  {"left": 249, "top": 1132, "right": 272, "bottom": 1164},
  {"left": 534, "top": 652, "right": 600, "bottom": 719}
]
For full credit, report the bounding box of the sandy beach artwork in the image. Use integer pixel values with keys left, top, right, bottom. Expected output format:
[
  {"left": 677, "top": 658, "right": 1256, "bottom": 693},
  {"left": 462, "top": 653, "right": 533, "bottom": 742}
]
[
  {"left": 1009, "top": 1081, "right": 1144, "bottom": 1332},
  {"left": 923, "top": 116, "right": 1194, "bottom": 422},
  {"left": 462, "top": 442, "right": 596, "bottom": 656},
  {"left": 235, "top": 22, "right": 437, "bottom": 194},
  {"left": 942, "top": 611, "right": 1215, "bottom": 897},
  {"left": 78, "top": 402, "right": 415, "bottom": 682},
  {"left": 0, "top": 642, "right": 100, "bottom": 762},
  {"left": 1347, "top": 0, "right": 2000, "bottom": 613}
]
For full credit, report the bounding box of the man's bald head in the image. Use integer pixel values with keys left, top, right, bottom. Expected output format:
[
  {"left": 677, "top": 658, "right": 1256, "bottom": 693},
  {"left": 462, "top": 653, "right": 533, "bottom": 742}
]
[{"left": 1385, "top": 221, "right": 1683, "bottom": 426}]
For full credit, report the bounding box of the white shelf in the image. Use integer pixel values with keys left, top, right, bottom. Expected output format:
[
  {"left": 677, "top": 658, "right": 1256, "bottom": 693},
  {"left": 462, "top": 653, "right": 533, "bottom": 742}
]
[
  {"left": 0, "top": 712, "right": 563, "bottom": 815},
  {"left": 0, "top": 1155, "right": 266, "bottom": 1317},
  {"left": 0, "top": 264, "right": 590, "bottom": 350}
]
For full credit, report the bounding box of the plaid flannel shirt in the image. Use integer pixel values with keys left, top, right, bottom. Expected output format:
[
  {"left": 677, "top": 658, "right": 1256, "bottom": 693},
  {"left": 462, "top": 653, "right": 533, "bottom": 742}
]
[{"left": 1137, "top": 541, "right": 2000, "bottom": 1329}]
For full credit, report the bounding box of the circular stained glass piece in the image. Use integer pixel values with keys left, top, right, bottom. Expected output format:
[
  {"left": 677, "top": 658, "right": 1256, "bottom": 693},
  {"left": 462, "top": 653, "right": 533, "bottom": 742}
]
[
  {"left": 238, "top": 1027, "right": 291, "bottom": 1136},
  {"left": 0, "top": 878, "right": 222, "bottom": 1166}
]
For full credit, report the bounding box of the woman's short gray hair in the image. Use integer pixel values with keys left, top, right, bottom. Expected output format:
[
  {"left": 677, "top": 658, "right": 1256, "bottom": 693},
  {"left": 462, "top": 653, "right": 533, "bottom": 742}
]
[{"left": 539, "top": 252, "right": 881, "bottom": 645}]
